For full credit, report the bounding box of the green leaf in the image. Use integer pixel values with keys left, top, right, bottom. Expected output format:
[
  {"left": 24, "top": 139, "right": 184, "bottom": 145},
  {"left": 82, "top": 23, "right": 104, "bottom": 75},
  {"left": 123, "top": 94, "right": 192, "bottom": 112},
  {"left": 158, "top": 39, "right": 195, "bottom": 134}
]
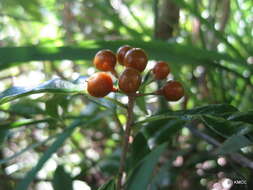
[
  {"left": 228, "top": 111, "right": 253, "bottom": 124},
  {"left": 0, "top": 118, "right": 53, "bottom": 129},
  {"left": 131, "top": 133, "right": 150, "bottom": 167},
  {"left": 52, "top": 166, "right": 73, "bottom": 190},
  {"left": 139, "top": 70, "right": 153, "bottom": 90},
  {"left": 142, "top": 118, "right": 168, "bottom": 138},
  {"left": 15, "top": 112, "right": 108, "bottom": 190},
  {"left": 135, "top": 104, "right": 238, "bottom": 125},
  {"left": 13, "top": 0, "right": 42, "bottom": 20},
  {"left": 135, "top": 72, "right": 150, "bottom": 114},
  {"left": 126, "top": 143, "right": 167, "bottom": 190},
  {"left": 0, "top": 128, "right": 9, "bottom": 147},
  {"left": 46, "top": 101, "right": 59, "bottom": 118},
  {"left": 216, "top": 135, "right": 252, "bottom": 154},
  {"left": 0, "top": 78, "right": 85, "bottom": 105},
  {"left": 150, "top": 150, "right": 188, "bottom": 189},
  {"left": 153, "top": 119, "right": 185, "bottom": 145},
  {"left": 0, "top": 133, "right": 58, "bottom": 165},
  {"left": 0, "top": 40, "right": 247, "bottom": 73},
  {"left": 81, "top": 95, "right": 113, "bottom": 110},
  {"left": 104, "top": 97, "right": 128, "bottom": 109},
  {"left": 51, "top": 94, "right": 70, "bottom": 113},
  {"left": 182, "top": 104, "right": 238, "bottom": 116},
  {"left": 136, "top": 96, "right": 148, "bottom": 115},
  {"left": 200, "top": 115, "right": 241, "bottom": 138},
  {"left": 93, "top": 1, "right": 142, "bottom": 39},
  {"left": 98, "top": 179, "right": 115, "bottom": 190},
  {"left": 9, "top": 99, "right": 44, "bottom": 117},
  {"left": 98, "top": 150, "right": 120, "bottom": 176},
  {"left": 15, "top": 120, "right": 81, "bottom": 190},
  {"left": 45, "top": 96, "right": 60, "bottom": 118},
  {"left": 171, "top": 0, "right": 244, "bottom": 60}
]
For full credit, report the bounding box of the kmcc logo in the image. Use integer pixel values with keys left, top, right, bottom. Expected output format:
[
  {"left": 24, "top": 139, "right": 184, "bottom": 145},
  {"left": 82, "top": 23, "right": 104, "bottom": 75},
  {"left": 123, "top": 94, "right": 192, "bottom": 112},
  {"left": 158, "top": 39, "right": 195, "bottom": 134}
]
[{"left": 233, "top": 180, "right": 247, "bottom": 185}]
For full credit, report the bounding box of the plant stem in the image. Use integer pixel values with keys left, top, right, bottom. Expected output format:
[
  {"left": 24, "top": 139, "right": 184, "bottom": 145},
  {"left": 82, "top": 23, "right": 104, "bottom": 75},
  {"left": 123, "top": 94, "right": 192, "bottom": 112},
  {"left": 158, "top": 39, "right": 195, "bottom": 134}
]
[
  {"left": 186, "top": 121, "right": 253, "bottom": 169},
  {"left": 135, "top": 92, "right": 158, "bottom": 97},
  {"left": 117, "top": 96, "right": 135, "bottom": 190}
]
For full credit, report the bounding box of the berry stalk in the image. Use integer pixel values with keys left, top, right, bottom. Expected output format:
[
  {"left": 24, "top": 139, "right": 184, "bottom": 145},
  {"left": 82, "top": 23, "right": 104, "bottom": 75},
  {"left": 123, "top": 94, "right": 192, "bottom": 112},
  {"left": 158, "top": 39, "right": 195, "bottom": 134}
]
[{"left": 117, "top": 95, "right": 135, "bottom": 190}]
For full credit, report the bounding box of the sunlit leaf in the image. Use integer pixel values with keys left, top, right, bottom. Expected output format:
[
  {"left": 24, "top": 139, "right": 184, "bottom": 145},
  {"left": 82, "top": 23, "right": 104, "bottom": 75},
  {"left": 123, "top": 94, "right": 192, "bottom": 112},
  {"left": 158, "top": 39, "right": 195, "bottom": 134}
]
[
  {"left": 15, "top": 112, "right": 109, "bottom": 190},
  {"left": 0, "top": 133, "right": 58, "bottom": 165},
  {"left": 0, "top": 78, "right": 85, "bottom": 105},
  {"left": 0, "top": 40, "right": 247, "bottom": 74},
  {"left": 0, "top": 118, "right": 53, "bottom": 129}
]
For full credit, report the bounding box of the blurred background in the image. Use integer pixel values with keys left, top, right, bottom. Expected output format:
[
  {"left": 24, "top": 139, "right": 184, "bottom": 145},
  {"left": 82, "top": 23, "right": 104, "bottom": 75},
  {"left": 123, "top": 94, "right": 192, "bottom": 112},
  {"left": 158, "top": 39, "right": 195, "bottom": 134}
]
[{"left": 0, "top": 0, "right": 253, "bottom": 190}]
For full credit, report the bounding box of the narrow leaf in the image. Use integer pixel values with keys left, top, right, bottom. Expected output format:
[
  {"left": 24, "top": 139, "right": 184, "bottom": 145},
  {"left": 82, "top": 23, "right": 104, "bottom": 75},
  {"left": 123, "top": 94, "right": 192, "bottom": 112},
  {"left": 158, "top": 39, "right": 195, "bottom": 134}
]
[
  {"left": 131, "top": 133, "right": 150, "bottom": 167},
  {"left": 0, "top": 118, "right": 54, "bottom": 129},
  {"left": 9, "top": 100, "right": 44, "bottom": 117},
  {"left": 0, "top": 129, "right": 9, "bottom": 147},
  {"left": 15, "top": 120, "right": 81, "bottom": 190},
  {"left": 136, "top": 96, "right": 148, "bottom": 115},
  {"left": 0, "top": 133, "right": 57, "bottom": 165},
  {"left": 52, "top": 165, "right": 73, "bottom": 190},
  {"left": 126, "top": 143, "right": 167, "bottom": 190},
  {"left": 217, "top": 135, "right": 252, "bottom": 154},
  {"left": 98, "top": 179, "right": 115, "bottom": 190},
  {"left": 15, "top": 112, "right": 108, "bottom": 190},
  {"left": 45, "top": 96, "right": 60, "bottom": 118},
  {"left": 228, "top": 111, "right": 253, "bottom": 124},
  {"left": 153, "top": 119, "right": 185, "bottom": 145},
  {"left": 0, "top": 78, "right": 85, "bottom": 105},
  {"left": 0, "top": 41, "right": 246, "bottom": 72},
  {"left": 135, "top": 104, "right": 238, "bottom": 125},
  {"left": 200, "top": 115, "right": 239, "bottom": 138}
]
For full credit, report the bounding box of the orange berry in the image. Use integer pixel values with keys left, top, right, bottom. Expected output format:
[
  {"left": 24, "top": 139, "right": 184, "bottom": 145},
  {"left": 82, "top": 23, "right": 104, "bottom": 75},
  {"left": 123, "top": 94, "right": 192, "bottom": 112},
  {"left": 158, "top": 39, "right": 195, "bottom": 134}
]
[
  {"left": 153, "top": 61, "right": 170, "bottom": 80},
  {"left": 119, "top": 68, "right": 141, "bottom": 93},
  {"left": 162, "top": 81, "right": 184, "bottom": 101},
  {"left": 117, "top": 45, "right": 132, "bottom": 65},
  {"left": 87, "top": 72, "right": 113, "bottom": 97},
  {"left": 124, "top": 48, "right": 148, "bottom": 72},
  {"left": 93, "top": 50, "right": 116, "bottom": 72}
]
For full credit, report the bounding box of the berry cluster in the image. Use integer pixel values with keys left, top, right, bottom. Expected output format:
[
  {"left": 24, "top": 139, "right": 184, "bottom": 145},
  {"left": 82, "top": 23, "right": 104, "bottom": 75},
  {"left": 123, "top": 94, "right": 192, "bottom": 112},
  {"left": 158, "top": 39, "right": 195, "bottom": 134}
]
[{"left": 87, "top": 45, "right": 184, "bottom": 101}]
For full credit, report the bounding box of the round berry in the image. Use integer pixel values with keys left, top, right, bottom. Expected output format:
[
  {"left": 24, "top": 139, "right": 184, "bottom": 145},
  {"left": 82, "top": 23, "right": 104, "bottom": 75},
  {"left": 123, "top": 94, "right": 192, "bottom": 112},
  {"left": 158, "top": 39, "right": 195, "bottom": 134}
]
[
  {"left": 119, "top": 68, "right": 141, "bottom": 93},
  {"left": 117, "top": 45, "right": 132, "bottom": 65},
  {"left": 153, "top": 61, "right": 170, "bottom": 80},
  {"left": 124, "top": 48, "right": 148, "bottom": 72},
  {"left": 87, "top": 72, "right": 113, "bottom": 97},
  {"left": 93, "top": 50, "right": 116, "bottom": 72},
  {"left": 162, "top": 81, "right": 184, "bottom": 101}
]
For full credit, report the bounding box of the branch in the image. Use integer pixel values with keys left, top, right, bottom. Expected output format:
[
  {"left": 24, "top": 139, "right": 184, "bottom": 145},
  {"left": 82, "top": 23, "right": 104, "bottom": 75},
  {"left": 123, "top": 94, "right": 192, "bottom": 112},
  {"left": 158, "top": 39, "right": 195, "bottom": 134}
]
[
  {"left": 185, "top": 121, "right": 253, "bottom": 170},
  {"left": 117, "top": 96, "right": 135, "bottom": 190},
  {"left": 135, "top": 92, "right": 158, "bottom": 97}
]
